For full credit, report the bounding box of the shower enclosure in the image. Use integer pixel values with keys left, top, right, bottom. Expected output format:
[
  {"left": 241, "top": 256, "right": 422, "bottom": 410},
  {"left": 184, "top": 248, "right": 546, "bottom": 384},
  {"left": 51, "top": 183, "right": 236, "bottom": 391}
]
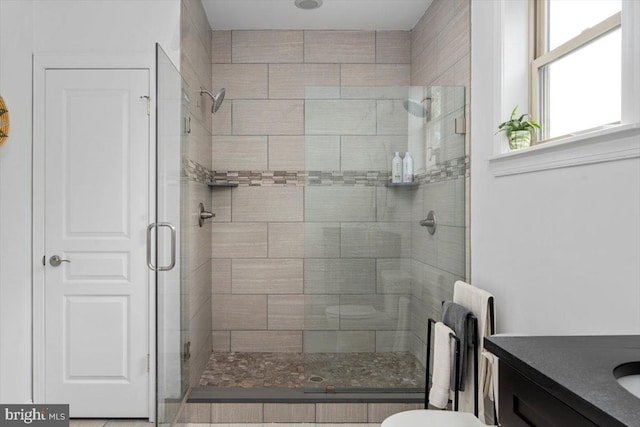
[
  {"left": 194, "top": 84, "right": 467, "bottom": 397},
  {"left": 146, "top": 42, "right": 461, "bottom": 427},
  {"left": 153, "top": 41, "right": 467, "bottom": 418}
]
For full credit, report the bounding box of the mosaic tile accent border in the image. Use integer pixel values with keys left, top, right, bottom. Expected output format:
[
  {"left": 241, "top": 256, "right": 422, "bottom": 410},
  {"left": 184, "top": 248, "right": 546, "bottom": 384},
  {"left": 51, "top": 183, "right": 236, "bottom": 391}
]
[
  {"left": 306, "top": 171, "right": 390, "bottom": 186},
  {"left": 210, "top": 171, "right": 306, "bottom": 186},
  {"left": 416, "top": 156, "right": 468, "bottom": 184},
  {"left": 206, "top": 157, "right": 467, "bottom": 187},
  {"left": 184, "top": 159, "right": 211, "bottom": 184}
]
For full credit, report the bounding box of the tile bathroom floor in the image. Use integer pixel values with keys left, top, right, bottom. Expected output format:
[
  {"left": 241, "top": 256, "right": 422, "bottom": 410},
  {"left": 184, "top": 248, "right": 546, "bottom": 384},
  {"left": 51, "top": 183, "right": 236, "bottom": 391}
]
[
  {"left": 198, "top": 352, "right": 426, "bottom": 389},
  {"left": 71, "top": 422, "right": 381, "bottom": 427},
  {"left": 177, "top": 424, "right": 382, "bottom": 426},
  {"left": 174, "top": 423, "right": 380, "bottom": 427},
  {"left": 69, "top": 421, "right": 152, "bottom": 427}
]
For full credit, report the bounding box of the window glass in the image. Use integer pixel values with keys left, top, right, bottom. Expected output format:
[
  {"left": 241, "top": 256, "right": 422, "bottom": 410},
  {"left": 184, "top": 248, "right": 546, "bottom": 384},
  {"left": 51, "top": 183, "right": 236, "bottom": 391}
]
[
  {"left": 548, "top": 0, "right": 621, "bottom": 50},
  {"left": 541, "top": 28, "right": 621, "bottom": 138}
]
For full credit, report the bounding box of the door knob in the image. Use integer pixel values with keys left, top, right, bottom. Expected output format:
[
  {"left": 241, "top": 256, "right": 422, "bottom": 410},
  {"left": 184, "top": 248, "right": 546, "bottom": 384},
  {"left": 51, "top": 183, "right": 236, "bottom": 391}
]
[{"left": 49, "top": 255, "right": 71, "bottom": 267}]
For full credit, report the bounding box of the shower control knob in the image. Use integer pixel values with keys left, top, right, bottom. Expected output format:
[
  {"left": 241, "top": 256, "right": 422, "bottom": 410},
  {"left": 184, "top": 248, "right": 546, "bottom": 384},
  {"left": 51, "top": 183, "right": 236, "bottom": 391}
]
[
  {"left": 198, "top": 202, "right": 215, "bottom": 227},
  {"left": 49, "top": 255, "right": 71, "bottom": 267},
  {"left": 419, "top": 211, "right": 437, "bottom": 235}
]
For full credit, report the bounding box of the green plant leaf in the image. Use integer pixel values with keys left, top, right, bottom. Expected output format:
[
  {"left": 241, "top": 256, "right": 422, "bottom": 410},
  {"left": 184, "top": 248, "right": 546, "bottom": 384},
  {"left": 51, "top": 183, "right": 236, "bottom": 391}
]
[{"left": 498, "top": 105, "right": 542, "bottom": 134}]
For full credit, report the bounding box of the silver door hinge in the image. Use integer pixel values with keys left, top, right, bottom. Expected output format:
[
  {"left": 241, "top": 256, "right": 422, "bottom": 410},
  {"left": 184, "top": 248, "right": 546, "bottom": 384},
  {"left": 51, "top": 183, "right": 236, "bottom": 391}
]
[
  {"left": 140, "top": 96, "right": 151, "bottom": 116},
  {"left": 455, "top": 117, "right": 466, "bottom": 135},
  {"left": 147, "top": 353, "right": 150, "bottom": 372},
  {"left": 183, "top": 342, "right": 191, "bottom": 361}
]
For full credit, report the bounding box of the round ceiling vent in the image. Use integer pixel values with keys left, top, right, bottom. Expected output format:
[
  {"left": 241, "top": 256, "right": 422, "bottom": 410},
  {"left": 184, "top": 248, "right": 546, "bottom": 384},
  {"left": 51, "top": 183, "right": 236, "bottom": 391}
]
[{"left": 295, "top": 0, "right": 323, "bottom": 10}]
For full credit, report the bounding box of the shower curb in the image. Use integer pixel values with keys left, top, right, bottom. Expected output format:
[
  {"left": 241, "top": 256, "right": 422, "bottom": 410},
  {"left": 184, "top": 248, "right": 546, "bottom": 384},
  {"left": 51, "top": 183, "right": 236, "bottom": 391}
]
[{"left": 188, "top": 387, "right": 424, "bottom": 403}]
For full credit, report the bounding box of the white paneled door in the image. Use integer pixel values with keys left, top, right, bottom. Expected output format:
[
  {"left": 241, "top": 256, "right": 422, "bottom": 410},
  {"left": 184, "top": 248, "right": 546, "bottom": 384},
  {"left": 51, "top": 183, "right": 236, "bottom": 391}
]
[{"left": 44, "top": 69, "right": 150, "bottom": 417}]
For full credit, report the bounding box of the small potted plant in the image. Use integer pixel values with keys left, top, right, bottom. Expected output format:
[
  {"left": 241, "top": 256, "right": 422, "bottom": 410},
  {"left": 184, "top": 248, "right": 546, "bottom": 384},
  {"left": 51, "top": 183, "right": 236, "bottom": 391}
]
[{"left": 497, "top": 105, "right": 541, "bottom": 149}]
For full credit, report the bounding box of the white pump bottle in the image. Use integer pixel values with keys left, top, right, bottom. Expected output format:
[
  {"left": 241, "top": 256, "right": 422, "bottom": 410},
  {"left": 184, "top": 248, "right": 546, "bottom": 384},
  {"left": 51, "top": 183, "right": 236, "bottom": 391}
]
[
  {"left": 391, "top": 152, "right": 403, "bottom": 183},
  {"left": 403, "top": 152, "right": 414, "bottom": 183}
]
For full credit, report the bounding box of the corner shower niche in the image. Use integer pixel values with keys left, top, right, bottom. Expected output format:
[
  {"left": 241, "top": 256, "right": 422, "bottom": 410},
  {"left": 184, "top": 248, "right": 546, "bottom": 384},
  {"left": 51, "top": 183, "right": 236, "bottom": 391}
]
[{"left": 193, "top": 85, "right": 466, "bottom": 403}]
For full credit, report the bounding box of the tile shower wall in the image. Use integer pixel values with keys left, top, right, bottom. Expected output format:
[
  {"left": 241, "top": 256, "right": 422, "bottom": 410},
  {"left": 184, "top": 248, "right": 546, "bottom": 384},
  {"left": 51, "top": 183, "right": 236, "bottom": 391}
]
[
  {"left": 181, "top": 0, "right": 213, "bottom": 387},
  {"left": 210, "top": 30, "right": 413, "bottom": 354},
  {"left": 409, "top": 0, "right": 470, "bottom": 366},
  {"left": 303, "top": 130, "right": 414, "bottom": 356}
]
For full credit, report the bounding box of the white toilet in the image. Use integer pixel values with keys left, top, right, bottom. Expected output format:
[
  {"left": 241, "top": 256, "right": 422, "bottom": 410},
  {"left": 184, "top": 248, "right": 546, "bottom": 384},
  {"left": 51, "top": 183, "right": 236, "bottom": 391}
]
[{"left": 381, "top": 410, "right": 487, "bottom": 427}]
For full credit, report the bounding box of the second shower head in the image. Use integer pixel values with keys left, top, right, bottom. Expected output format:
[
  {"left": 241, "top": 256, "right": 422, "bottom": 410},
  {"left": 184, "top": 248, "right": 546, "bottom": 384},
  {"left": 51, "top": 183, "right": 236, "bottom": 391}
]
[
  {"left": 200, "top": 87, "right": 226, "bottom": 114},
  {"left": 403, "top": 97, "right": 431, "bottom": 119}
]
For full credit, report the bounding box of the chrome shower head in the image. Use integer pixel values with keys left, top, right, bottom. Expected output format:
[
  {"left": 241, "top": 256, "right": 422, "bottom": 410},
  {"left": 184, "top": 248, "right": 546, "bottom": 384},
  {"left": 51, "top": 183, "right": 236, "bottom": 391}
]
[
  {"left": 403, "top": 97, "right": 431, "bottom": 118},
  {"left": 200, "top": 88, "right": 226, "bottom": 114}
]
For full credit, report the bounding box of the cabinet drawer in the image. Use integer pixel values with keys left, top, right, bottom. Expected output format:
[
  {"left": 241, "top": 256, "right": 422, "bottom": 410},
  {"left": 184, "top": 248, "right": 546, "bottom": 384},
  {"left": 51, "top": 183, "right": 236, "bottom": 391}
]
[{"left": 499, "top": 362, "right": 597, "bottom": 427}]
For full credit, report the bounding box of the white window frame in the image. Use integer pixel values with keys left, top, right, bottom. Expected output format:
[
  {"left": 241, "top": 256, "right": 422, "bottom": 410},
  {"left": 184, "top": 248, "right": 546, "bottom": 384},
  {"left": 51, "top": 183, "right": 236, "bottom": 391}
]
[
  {"left": 531, "top": 1, "right": 622, "bottom": 142},
  {"left": 488, "top": 0, "right": 640, "bottom": 177}
]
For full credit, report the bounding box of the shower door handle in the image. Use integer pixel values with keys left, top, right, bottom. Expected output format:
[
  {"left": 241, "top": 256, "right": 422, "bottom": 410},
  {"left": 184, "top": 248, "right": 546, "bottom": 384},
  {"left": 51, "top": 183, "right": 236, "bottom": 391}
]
[
  {"left": 146, "top": 222, "right": 176, "bottom": 271},
  {"left": 147, "top": 223, "right": 157, "bottom": 271},
  {"left": 157, "top": 222, "right": 176, "bottom": 272}
]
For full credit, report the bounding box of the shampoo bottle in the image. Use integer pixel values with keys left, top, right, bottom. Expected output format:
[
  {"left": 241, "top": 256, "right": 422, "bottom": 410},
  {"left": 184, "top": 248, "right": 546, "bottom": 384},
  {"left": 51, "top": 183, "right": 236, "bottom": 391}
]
[
  {"left": 403, "top": 152, "right": 414, "bottom": 183},
  {"left": 391, "top": 152, "right": 403, "bottom": 183}
]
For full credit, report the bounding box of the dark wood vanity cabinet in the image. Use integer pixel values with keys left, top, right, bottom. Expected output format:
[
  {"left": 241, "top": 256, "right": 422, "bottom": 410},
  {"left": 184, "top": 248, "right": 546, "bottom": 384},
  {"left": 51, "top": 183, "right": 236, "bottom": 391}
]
[{"left": 499, "top": 361, "right": 598, "bottom": 427}]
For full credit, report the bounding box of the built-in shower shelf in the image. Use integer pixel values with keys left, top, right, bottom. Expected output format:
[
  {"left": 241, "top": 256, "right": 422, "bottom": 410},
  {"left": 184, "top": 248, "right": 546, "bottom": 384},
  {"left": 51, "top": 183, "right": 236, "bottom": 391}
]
[
  {"left": 385, "top": 182, "right": 420, "bottom": 189},
  {"left": 207, "top": 181, "right": 239, "bottom": 188}
]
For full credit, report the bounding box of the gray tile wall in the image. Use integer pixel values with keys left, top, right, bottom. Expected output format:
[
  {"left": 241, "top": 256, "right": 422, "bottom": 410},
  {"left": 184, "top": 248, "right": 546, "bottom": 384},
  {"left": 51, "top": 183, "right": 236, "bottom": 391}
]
[
  {"left": 181, "top": 0, "right": 214, "bottom": 387},
  {"left": 409, "top": 0, "right": 470, "bottom": 367},
  {"left": 207, "top": 10, "right": 468, "bottom": 373},
  {"left": 178, "top": 3, "right": 470, "bottom": 420},
  {"left": 210, "top": 29, "right": 415, "bottom": 355}
]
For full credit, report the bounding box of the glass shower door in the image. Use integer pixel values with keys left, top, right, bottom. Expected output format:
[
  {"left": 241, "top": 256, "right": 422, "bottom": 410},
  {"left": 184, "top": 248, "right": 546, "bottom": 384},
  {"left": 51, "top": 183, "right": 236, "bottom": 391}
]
[
  {"left": 302, "top": 85, "right": 420, "bottom": 392},
  {"left": 302, "top": 85, "right": 466, "bottom": 393},
  {"left": 155, "top": 44, "right": 188, "bottom": 426}
]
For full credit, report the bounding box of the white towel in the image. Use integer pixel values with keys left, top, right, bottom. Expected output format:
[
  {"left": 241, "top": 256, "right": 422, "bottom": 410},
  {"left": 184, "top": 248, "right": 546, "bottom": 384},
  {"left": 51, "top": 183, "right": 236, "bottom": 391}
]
[
  {"left": 453, "top": 280, "right": 496, "bottom": 422},
  {"left": 428, "top": 322, "right": 456, "bottom": 409},
  {"left": 482, "top": 350, "right": 499, "bottom": 422}
]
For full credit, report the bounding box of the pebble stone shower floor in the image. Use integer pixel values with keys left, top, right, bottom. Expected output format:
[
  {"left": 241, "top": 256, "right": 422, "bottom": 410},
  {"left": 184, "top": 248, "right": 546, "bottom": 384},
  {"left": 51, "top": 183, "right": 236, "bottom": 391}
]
[{"left": 198, "top": 352, "right": 426, "bottom": 390}]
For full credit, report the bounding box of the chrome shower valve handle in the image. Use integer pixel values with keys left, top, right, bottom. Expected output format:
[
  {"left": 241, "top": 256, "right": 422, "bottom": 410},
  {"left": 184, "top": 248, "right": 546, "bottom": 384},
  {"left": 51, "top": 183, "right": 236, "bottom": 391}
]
[
  {"left": 419, "top": 210, "right": 437, "bottom": 235},
  {"left": 199, "top": 202, "right": 215, "bottom": 227}
]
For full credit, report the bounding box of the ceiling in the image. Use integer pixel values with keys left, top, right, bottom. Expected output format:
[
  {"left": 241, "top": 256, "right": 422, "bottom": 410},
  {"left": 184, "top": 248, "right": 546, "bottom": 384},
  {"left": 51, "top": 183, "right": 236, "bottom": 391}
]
[{"left": 201, "top": 0, "right": 433, "bottom": 31}]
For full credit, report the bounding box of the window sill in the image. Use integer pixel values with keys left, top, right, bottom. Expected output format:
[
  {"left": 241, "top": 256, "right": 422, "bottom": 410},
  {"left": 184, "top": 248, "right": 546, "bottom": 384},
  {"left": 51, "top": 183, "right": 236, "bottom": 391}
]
[{"left": 488, "top": 123, "right": 640, "bottom": 176}]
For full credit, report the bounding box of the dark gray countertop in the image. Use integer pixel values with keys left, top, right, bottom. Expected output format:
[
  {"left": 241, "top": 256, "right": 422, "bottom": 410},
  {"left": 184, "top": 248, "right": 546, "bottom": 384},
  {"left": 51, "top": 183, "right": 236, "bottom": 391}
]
[{"left": 485, "top": 335, "right": 640, "bottom": 427}]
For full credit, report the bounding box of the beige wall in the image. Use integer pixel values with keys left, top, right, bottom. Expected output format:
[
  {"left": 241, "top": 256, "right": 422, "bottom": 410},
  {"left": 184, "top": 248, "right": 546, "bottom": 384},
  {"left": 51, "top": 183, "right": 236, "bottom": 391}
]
[
  {"left": 181, "top": 0, "right": 213, "bottom": 387},
  {"left": 210, "top": 30, "right": 413, "bottom": 353}
]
